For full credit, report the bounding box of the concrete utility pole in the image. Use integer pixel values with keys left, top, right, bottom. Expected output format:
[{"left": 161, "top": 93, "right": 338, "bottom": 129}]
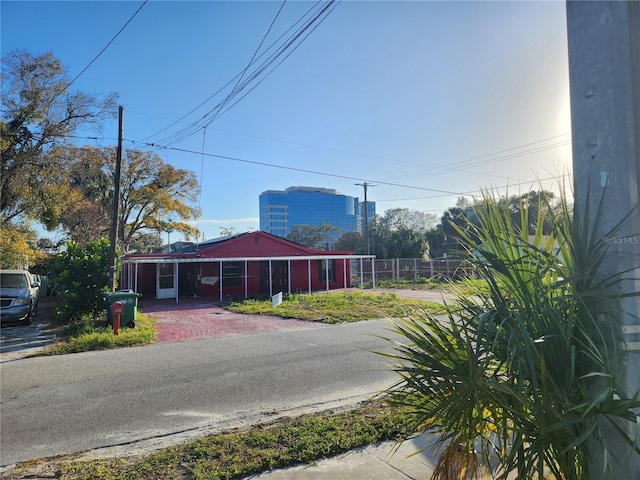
[
  {"left": 566, "top": 1, "right": 640, "bottom": 477},
  {"left": 108, "top": 106, "right": 124, "bottom": 292}
]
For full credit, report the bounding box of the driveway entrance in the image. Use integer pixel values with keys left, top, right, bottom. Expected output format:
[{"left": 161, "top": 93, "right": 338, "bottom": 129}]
[{"left": 140, "top": 298, "right": 319, "bottom": 343}]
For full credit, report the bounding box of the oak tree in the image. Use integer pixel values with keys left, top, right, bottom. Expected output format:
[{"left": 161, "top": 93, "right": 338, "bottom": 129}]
[
  {"left": 286, "top": 223, "right": 340, "bottom": 250},
  {"left": 117, "top": 149, "right": 201, "bottom": 251},
  {"left": 1, "top": 50, "right": 117, "bottom": 222}
]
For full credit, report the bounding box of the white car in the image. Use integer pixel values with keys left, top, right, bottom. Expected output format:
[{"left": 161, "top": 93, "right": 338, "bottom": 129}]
[{"left": 0, "top": 270, "right": 41, "bottom": 326}]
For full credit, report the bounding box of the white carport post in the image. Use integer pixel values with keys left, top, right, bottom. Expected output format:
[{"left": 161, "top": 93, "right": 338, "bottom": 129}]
[
  {"left": 325, "top": 258, "right": 329, "bottom": 292},
  {"left": 343, "top": 258, "right": 347, "bottom": 290},
  {"left": 219, "top": 260, "right": 223, "bottom": 301},
  {"left": 371, "top": 257, "right": 376, "bottom": 289},
  {"left": 287, "top": 260, "right": 292, "bottom": 294},
  {"left": 175, "top": 260, "right": 179, "bottom": 303},
  {"left": 307, "top": 259, "right": 311, "bottom": 294},
  {"left": 134, "top": 261, "right": 139, "bottom": 293},
  {"left": 268, "top": 260, "right": 273, "bottom": 297},
  {"left": 244, "top": 261, "right": 248, "bottom": 299}
]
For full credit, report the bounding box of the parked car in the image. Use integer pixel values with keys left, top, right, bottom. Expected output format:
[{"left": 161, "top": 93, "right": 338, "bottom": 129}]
[{"left": 0, "top": 270, "right": 41, "bottom": 326}]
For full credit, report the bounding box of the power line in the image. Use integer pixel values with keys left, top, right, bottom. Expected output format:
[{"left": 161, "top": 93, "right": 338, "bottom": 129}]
[
  {"left": 66, "top": 1, "right": 148, "bottom": 91},
  {"left": 203, "top": 0, "right": 288, "bottom": 130},
  {"left": 376, "top": 173, "right": 572, "bottom": 205},
  {"left": 195, "top": 1, "right": 287, "bottom": 234},
  {"left": 132, "top": 110, "right": 571, "bottom": 175},
  {"left": 145, "top": 1, "right": 339, "bottom": 147},
  {"left": 160, "top": 145, "right": 477, "bottom": 196},
  {"left": 67, "top": 132, "right": 571, "bottom": 199},
  {"left": 387, "top": 135, "right": 570, "bottom": 183}
]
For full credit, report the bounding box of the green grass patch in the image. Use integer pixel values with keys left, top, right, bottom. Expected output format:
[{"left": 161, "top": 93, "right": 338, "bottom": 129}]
[
  {"left": 363, "top": 276, "right": 490, "bottom": 295},
  {"left": 226, "top": 291, "right": 444, "bottom": 323},
  {"left": 34, "top": 312, "right": 157, "bottom": 356},
  {"left": 367, "top": 277, "right": 450, "bottom": 290},
  {"left": 49, "top": 402, "right": 414, "bottom": 480},
  {"left": 444, "top": 277, "right": 491, "bottom": 297}
]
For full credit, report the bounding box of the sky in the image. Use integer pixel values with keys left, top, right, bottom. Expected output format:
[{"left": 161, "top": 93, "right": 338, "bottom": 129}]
[{"left": 1, "top": 0, "right": 573, "bottom": 242}]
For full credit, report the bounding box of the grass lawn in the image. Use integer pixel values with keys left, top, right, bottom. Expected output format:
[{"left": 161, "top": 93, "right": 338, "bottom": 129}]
[
  {"left": 33, "top": 311, "right": 157, "bottom": 356},
  {"left": 225, "top": 291, "right": 445, "bottom": 323},
  {"left": 8, "top": 402, "right": 415, "bottom": 480}
]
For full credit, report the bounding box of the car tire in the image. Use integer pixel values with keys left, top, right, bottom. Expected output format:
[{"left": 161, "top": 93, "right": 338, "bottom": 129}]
[{"left": 23, "top": 302, "right": 34, "bottom": 326}]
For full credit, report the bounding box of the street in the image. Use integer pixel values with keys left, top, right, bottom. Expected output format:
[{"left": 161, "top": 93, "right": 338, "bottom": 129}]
[{"left": 0, "top": 319, "right": 399, "bottom": 468}]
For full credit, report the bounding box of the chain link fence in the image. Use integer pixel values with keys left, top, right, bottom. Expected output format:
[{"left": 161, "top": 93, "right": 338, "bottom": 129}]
[{"left": 350, "top": 258, "right": 475, "bottom": 286}]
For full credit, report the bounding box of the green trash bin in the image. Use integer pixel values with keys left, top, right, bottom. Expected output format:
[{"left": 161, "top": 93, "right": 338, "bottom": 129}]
[{"left": 105, "top": 290, "right": 140, "bottom": 328}]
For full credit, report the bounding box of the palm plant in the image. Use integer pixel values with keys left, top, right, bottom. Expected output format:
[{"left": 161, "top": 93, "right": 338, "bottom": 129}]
[{"left": 381, "top": 190, "right": 640, "bottom": 479}]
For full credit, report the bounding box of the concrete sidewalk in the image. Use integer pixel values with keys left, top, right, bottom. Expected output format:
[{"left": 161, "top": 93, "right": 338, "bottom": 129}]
[{"left": 247, "top": 434, "right": 440, "bottom": 480}]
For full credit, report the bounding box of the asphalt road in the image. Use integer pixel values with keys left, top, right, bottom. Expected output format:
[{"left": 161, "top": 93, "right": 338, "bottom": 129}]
[{"left": 0, "top": 319, "right": 400, "bottom": 468}]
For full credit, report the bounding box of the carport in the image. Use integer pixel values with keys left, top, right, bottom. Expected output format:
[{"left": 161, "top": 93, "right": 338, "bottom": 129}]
[{"left": 120, "top": 254, "right": 376, "bottom": 303}]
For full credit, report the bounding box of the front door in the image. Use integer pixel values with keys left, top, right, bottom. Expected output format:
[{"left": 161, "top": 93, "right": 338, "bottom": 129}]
[
  {"left": 157, "top": 263, "right": 176, "bottom": 299},
  {"left": 260, "top": 260, "right": 288, "bottom": 295}
]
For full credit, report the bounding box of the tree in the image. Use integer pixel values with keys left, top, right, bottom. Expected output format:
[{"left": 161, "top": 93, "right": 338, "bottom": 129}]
[
  {"left": 369, "top": 208, "right": 437, "bottom": 258},
  {"left": 376, "top": 208, "right": 437, "bottom": 234},
  {"left": 334, "top": 231, "right": 365, "bottom": 253},
  {"left": 117, "top": 149, "right": 201, "bottom": 251},
  {"left": 382, "top": 227, "right": 428, "bottom": 258},
  {"left": 0, "top": 221, "right": 44, "bottom": 268},
  {"left": 1, "top": 50, "right": 117, "bottom": 222},
  {"left": 286, "top": 223, "right": 340, "bottom": 249},
  {"left": 439, "top": 206, "right": 474, "bottom": 256},
  {"left": 455, "top": 196, "right": 472, "bottom": 209},
  {"left": 126, "top": 232, "right": 163, "bottom": 254},
  {"left": 425, "top": 225, "right": 447, "bottom": 258},
  {"left": 501, "top": 190, "right": 557, "bottom": 235},
  {"left": 219, "top": 226, "right": 240, "bottom": 237},
  {"left": 34, "top": 146, "right": 113, "bottom": 245},
  {"left": 35, "top": 145, "right": 201, "bottom": 251}
]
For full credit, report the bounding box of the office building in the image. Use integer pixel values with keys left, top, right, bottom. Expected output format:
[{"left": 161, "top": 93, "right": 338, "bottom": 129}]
[{"left": 259, "top": 186, "right": 375, "bottom": 240}]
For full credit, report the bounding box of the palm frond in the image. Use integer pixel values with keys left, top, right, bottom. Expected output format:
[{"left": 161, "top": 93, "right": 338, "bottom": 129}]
[{"left": 381, "top": 187, "right": 640, "bottom": 480}]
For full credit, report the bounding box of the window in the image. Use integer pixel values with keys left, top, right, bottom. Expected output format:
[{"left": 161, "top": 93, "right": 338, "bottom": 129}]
[
  {"left": 222, "top": 261, "right": 242, "bottom": 286},
  {"left": 158, "top": 263, "right": 174, "bottom": 289},
  {"left": 319, "top": 259, "right": 336, "bottom": 282}
]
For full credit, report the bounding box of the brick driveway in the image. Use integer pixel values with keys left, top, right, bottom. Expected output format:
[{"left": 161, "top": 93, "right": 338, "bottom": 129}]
[
  {"left": 139, "top": 298, "right": 318, "bottom": 343},
  {"left": 139, "top": 290, "right": 453, "bottom": 344}
]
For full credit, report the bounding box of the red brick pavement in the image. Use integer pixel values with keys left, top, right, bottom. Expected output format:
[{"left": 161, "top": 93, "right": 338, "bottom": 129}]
[{"left": 139, "top": 298, "right": 318, "bottom": 343}]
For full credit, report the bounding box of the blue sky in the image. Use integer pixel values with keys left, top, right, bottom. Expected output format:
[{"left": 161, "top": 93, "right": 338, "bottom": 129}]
[{"left": 1, "top": 0, "right": 572, "bottom": 241}]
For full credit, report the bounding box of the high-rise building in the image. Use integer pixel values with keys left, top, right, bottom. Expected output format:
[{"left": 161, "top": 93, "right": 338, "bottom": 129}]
[{"left": 259, "top": 186, "right": 376, "bottom": 240}]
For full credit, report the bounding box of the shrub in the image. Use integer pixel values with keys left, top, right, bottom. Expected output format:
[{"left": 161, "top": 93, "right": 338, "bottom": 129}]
[
  {"left": 52, "top": 239, "right": 119, "bottom": 323},
  {"left": 381, "top": 190, "right": 640, "bottom": 479}
]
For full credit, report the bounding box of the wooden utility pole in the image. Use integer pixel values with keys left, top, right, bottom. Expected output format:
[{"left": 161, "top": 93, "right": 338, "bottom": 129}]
[
  {"left": 355, "top": 182, "right": 375, "bottom": 255},
  {"left": 108, "top": 106, "right": 124, "bottom": 292}
]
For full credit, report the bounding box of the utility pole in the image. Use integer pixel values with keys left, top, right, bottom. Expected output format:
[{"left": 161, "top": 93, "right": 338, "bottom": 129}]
[
  {"left": 567, "top": 1, "right": 640, "bottom": 476},
  {"left": 355, "top": 182, "right": 375, "bottom": 255},
  {"left": 108, "top": 106, "right": 124, "bottom": 292}
]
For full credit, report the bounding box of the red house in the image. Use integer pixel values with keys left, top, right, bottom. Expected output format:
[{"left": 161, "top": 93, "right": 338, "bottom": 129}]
[{"left": 121, "top": 231, "right": 375, "bottom": 302}]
